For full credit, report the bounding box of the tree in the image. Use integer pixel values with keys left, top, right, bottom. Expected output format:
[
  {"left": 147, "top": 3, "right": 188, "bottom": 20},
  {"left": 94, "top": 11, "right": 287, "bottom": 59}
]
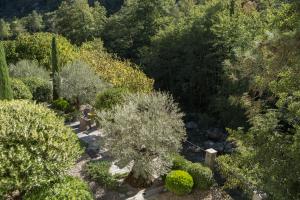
[
  {"left": 103, "top": 0, "right": 176, "bottom": 60},
  {"left": 4, "top": 32, "right": 78, "bottom": 70},
  {"left": 0, "top": 42, "right": 12, "bottom": 100},
  {"left": 59, "top": 61, "right": 108, "bottom": 108},
  {"left": 10, "top": 18, "right": 26, "bottom": 37},
  {"left": 216, "top": 2, "right": 300, "bottom": 198},
  {"left": 51, "top": 37, "right": 59, "bottom": 100},
  {"left": 0, "top": 19, "right": 11, "bottom": 39},
  {"left": 54, "top": 0, "right": 107, "bottom": 44},
  {"left": 140, "top": 1, "right": 224, "bottom": 112},
  {"left": 25, "top": 11, "right": 44, "bottom": 32},
  {"left": 97, "top": 92, "right": 186, "bottom": 185}
]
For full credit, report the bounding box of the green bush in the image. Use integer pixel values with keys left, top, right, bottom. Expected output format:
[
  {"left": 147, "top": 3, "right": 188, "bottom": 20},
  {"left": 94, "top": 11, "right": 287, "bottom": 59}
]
[
  {"left": 84, "top": 160, "right": 118, "bottom": 189},
  {"left": 172, "top": 154, "right": 192, "bottom": 171},
  {"left": 171, "top": 154, "right": 214, "bottom": 190},
  {"left": 52, "top": 98, "right": 71, "bottom": 112},
  {"left": 95, "top": 87, "right": 129, "bottom": 110},
  {"left": 24, "top": 176, "right": 93, "bottom": 200},
  {"left": 187, "top": 163, "right": 213, "bottom": 190},
  {"left": 165, "top": 170, "right": 194, "bottom": 196},
  {"left": 0, "top": 100, "right": 82, "bottom": 198},
  {"left": 11, "top": 78, "right": 32, "bottom": 100},
  {"left": 22, "top": 77, "right": 52, "bottom": 102}
]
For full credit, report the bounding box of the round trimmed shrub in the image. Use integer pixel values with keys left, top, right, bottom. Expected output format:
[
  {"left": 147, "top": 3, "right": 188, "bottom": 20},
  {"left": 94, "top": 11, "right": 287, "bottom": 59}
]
[
  {"left": 95, "top": 87, "right": 129, "bottom": 111},
  {"left": 172, "top": 154, "right": 192, "bottom": 170},
  {"left": 187, "top": 163, "right": 213, "bottom": 190},
  {"left": 22, "top": 77, "right": 52, "bottom": 102},
  {"left": 52, "top": 98, "right": 71, "bottom": 112},
  {"left": 24, "top": 176, "right": 93, "bottom": 200},
  {"left": 0, "top": 100, "right": 82, "bottom": 197},
  {"left": 165, "top": 170, "right": 194, "bottom": 196},
  {"left": 11, "top": 78, "right": 33, "bottom": 100}
]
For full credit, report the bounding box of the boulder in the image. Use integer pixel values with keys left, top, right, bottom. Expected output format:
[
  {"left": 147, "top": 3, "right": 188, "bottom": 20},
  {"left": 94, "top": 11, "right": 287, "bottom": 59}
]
[
  {"left": 186, "top": 121, "right": 198, "bottom": 129},
  {"left": 206, "top": 128, "right": 227, "bottom": 141}
]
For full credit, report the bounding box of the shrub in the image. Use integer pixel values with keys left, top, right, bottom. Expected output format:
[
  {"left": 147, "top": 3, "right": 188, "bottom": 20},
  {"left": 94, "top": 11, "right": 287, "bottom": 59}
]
[
  {"left": 24, "top": 176, "right": 93, "bottom": 200},
  {"left": 52, "top": 98, "right": 71, "bottom": 112},
  {"left": 97, "top": 92, "right": 186, "bottom": 184},
  {"left": 80, "top": 39, "right": 154, "bottom": 93},
  {"left": 84, "top": 160, "right": 118, "bottom": 189},
  {"left": 9, "top": 59, "right": 50, "bottom": 81},
  {"left": 172, "top": 154, "right": 192, "bottom": 171},
  {"left": 187, "top": 163, "right": 213, "bottom": 190},
  {"left": 60, "top": 61, "right": 109, "bottom": 107},
  {"left": 171, "top": 154, "right": 214, "bottom": 190},
  {"left": 95, "top": 87, "right": 129, "bottom": 111},
  {"left": 0, "top": 100, "right": 82, "bottom": 197},
  {"left": 11, "top": 78, "right": 32, "bottom": 100},
  {"left": 4, "top": 33, "right": 78, "bottom": 69},
  {"left": 165, "top": 170, "right": 194, "bottom": 196},
  {"left": 22, "top": 77, "right": 52, "bottom": 102}
]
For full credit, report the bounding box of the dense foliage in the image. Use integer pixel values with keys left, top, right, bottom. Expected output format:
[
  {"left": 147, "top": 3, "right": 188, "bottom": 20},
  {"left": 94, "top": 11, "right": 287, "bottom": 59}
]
[
  {"left": 84, "top": 160, "right": 118, "bottom": 189},
  {"left": 54, "top": 0, "right": 107, "bottom": 45},
  {"left": 0, "top": 100, "right": 82, "bottom": 198},
  {"left": 79, "top": 39, "right": 154, "bottom": 93},
  {"left": 4, "top": 33, "right": 77, "bottom": 69},
  {"left": 24, "top": 176, "right": 93, "bottom": 200},
  {"left": 11, "top": 78, "right": 33, "bottom": 100},
  {"left": 22, "top": 77, "right": 52, "bottom": 102},
  {"left": 165, "top": 170, "right": 194, "bottom": 196},
  {"left": 103, "top": 0, "right": 175, "bottom": 60},
  {"left": 97, "top": 92, "right": 186, "bottom": 184}
]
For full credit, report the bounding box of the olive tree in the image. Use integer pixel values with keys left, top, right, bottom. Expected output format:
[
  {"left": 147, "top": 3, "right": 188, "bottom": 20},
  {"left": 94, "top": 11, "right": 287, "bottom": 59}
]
[
  {"left": 97, "top": 92, "right": 186, "bottom": 186},
  {"left": 59, "top": 61, "right": 109, "bottom": 107}
]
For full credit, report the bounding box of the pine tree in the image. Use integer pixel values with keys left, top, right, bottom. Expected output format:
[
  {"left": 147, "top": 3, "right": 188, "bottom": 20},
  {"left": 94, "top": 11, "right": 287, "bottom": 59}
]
[
  {"left": 0, "top": 42, "right": 13, "bottom": 100},
  {"left": 51, "top": 37, "right": 59, "bottom": 100}
]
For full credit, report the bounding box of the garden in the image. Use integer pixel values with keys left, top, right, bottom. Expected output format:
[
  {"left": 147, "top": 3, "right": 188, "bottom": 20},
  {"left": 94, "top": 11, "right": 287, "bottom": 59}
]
[
  {"left": 0, "top": 33, "right": 227, "bottom": 200},
  {"left": 1, "top": 1, "right": 299, "bottom": 199}
]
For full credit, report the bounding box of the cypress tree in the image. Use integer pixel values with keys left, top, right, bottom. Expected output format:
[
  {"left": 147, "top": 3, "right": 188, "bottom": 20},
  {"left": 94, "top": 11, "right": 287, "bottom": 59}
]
[
  {"left": 0, "top": 42, "right": 13, "bottom": 100},
  {"left": 51, "top": 36, "right": 60, "bottom": 100}
]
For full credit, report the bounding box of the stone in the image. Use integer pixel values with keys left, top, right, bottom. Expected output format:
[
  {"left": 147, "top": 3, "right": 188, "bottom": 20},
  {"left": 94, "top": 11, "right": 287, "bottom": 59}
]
[
  {"left": 127, "top": 191, "right": 135, "bottom": 196},
  {"left": 213, "top": 142, "right": 225, "bottom": 152},
  {"left": 206, "top": 128, "right": 226, "bottom": 141},
  {"left": 186, "top": 121, "right": 198, "bottom": 129},
  {"left": 204, "top": 140, "right": 215, "bottom": 149},
  {"left": 224, "top": 142, "right": 234, "bottom": 153},
  {"left": 86, "top": 148, "right": 99, "bottom": 158}
]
